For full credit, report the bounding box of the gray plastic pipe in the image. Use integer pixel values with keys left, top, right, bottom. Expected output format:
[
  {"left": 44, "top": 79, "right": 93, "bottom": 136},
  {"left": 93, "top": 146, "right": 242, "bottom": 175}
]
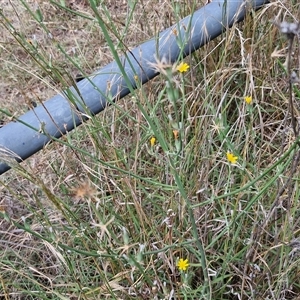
[{"left": 0, "top": 0, "right": 269, "bottom": 175}]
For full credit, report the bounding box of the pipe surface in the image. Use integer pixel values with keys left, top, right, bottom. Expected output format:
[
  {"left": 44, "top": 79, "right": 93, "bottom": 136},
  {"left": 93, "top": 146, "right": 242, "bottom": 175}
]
[{"left": 0, "top": 0, "right": 269, "bottom": 174}]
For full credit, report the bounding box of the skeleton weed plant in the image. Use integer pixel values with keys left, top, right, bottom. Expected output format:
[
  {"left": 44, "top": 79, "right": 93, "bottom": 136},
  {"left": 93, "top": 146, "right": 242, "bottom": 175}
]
[{"left": 275, "top": 20, "right": 300, "bottom": 136}]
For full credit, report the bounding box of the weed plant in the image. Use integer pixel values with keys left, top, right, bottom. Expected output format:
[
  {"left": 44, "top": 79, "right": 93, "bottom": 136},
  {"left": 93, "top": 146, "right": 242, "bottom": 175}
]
[{"left": 1, "top": 0, "right": 300, "bottom": 299}]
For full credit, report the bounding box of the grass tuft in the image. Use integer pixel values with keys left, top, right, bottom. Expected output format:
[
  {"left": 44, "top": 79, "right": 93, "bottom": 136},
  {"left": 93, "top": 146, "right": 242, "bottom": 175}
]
[{"left": 1, "top": 0, "right": 300, "bottom": 299}]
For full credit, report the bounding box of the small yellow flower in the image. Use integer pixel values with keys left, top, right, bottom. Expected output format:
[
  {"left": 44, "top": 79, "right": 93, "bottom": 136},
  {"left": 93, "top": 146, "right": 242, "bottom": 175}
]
[
  {"left": 173, "top": 130, "right": 179, "bottom": 140},
  {"left": 176, "top": 62, "right": 190, "bottom": 73},
  {"left": 244, "top": 96, "right": 252, "bottom": 104},
  {"left": 177, "top": 258, "right": 189, "bottom": 271},
  {"left": 150, "top": 137, "right": 156, "bottom": 147},
  {"left": 226, "top": 152, "right": 238, "bottom": 164}
]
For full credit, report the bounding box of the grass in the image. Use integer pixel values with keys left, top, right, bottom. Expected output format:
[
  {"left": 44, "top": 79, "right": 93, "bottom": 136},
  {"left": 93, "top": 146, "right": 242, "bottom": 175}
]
[{"left": 1, "top": 0, "right": 300, "bottom": 299}]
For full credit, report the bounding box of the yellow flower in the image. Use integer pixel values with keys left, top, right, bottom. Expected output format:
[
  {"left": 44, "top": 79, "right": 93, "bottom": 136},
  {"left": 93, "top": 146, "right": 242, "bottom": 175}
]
[
  {"left": 177, "top": 258, "right": 189, "bottom": 271},
  {"left": 244, "top": 96, "right": 252, "bottom": 104},
  {"left": 226, "top": 152, "right": 238, "bottom": 164},
  {"left": 150, "top": 137, "right": 156, "bottom": 146},
  {"left": 173, "top": 130, "right": 179, "bottom": 140},
  {"left": 176, "top": 62, "right": 190, "bottom": 73}
]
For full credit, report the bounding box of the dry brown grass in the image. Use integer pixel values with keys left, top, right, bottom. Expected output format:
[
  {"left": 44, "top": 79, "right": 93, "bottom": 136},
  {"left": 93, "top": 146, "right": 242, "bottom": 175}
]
[{"left": 0, "top": 0, "right": 203, "bottom": 116}]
